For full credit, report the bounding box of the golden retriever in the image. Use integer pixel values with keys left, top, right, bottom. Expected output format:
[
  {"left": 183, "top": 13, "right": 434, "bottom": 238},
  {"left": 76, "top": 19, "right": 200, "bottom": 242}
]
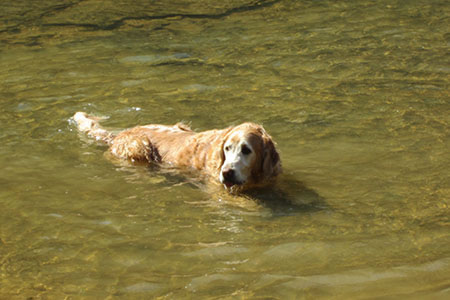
[{"left": 73, "top": 112, "right": 281, "bottom": 192}]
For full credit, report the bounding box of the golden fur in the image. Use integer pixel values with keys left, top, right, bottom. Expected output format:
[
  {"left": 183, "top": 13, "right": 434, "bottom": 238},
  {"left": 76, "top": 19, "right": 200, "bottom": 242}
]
[{"left": 73, "top": 112, "right": 281, "bottom": 191}]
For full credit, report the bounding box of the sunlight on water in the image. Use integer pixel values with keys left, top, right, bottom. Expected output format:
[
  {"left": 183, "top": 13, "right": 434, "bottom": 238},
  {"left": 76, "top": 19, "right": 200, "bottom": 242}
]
[{"left": 0, "top": 0, "right": 449, "bottom": 298}]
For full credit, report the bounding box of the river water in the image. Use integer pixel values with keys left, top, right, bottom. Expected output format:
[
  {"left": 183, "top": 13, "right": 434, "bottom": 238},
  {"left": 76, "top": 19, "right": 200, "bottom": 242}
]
[{"left": 1, "top": 0, "right": 449, "bottom": 298}]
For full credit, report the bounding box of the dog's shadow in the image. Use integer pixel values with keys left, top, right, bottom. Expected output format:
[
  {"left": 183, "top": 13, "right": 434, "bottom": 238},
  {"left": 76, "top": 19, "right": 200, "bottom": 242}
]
[
  {"left": 240, "top": 173, "right": 327, "bottom": 216},
  {"left": 111, "top": 157, "right": 326, "bottom": 215},
  {"left": 186, "top": 171, "right": 327, "bottom": 216}
]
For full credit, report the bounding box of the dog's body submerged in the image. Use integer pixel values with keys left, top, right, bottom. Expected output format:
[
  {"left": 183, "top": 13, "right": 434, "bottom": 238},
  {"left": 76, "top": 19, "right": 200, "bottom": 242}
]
[{"left": 73, "top": 112, "right": 281, "bottom": 191}]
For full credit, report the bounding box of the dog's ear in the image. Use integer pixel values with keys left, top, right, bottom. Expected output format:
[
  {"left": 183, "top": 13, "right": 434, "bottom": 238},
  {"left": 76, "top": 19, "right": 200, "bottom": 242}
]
[{"left": 262, "top": 135, "right": 281, "bottom": 180}]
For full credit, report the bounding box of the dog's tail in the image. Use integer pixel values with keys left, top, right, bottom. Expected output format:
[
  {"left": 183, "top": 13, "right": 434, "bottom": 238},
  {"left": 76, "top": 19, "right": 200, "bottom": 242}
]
[{"left": 73, "top": 112, "right": 115, "bottom": 144}]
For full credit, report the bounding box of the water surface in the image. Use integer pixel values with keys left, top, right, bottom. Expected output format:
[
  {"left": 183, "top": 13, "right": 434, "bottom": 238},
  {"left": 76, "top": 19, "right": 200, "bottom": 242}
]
[{"left": 1, "top": 0, "right": 449, "bottom": 298}]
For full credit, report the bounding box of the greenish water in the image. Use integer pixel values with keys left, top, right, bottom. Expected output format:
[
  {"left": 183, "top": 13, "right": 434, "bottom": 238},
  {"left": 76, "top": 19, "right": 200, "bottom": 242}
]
[{"left": 1, "top": 0, "right": 449, "bottom": 298}]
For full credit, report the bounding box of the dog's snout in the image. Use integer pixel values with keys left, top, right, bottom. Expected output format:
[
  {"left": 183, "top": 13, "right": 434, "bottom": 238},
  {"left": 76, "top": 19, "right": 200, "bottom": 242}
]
[{"left": 222, "top": 169, "right": 235, "bottom": 182}]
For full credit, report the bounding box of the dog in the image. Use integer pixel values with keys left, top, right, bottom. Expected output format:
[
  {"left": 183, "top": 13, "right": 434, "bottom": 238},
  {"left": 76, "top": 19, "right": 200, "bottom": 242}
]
[{"left": 73, "top": 112, "right": 281, "bottom": 192}]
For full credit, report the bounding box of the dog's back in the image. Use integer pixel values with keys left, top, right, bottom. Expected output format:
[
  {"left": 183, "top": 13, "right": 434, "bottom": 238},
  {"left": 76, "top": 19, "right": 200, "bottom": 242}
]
[{"left": 73, "top": 112, "right": 226, "bottom": 171}]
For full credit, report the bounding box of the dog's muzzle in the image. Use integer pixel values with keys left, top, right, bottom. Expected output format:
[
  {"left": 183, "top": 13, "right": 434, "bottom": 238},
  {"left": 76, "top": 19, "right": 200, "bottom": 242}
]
[{"left": 221, "top": 168, "right": 242, "bottom": 188}]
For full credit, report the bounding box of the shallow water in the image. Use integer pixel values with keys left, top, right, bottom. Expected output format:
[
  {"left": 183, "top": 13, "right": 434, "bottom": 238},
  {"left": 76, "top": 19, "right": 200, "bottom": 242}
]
[{"left": 1, "top": 0, "right": 449, "bottom": 298}]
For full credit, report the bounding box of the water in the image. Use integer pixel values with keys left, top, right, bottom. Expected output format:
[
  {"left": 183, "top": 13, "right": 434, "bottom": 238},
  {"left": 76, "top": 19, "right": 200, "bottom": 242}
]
[{"left": 1, "top": 0, "right": 449, "bottom": 298}]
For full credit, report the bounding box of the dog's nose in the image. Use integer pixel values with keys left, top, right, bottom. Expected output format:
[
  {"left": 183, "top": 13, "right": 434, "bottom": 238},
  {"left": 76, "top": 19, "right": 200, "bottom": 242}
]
[{"left": 222, "top": 169, "right": 235, "bottom": 182}]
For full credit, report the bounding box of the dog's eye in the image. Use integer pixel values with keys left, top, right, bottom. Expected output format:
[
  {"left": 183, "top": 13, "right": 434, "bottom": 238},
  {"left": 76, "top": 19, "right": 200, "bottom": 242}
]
[
  {"left": 241, "top": 145, "right": 251, "bottom": 155},
  {"left": 225, "top": 145, "right": 231, "bottom": 152}
]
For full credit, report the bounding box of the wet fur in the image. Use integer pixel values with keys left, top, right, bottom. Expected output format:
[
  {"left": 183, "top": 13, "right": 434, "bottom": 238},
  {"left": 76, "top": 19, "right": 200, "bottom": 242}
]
[{"left": 73, "top": 112, "right": 281, "bottom": 191}]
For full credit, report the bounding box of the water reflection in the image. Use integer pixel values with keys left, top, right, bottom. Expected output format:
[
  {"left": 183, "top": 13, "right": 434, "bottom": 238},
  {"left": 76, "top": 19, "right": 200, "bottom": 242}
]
[{"left": 106, "top": 152, "right": 326, "bottom": 216}]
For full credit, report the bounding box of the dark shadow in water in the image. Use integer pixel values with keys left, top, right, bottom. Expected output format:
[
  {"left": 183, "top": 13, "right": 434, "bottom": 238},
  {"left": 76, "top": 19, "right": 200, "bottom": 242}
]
[
  {"left": 150, "top": 165, "right": 327, "bottom": 216},
  {"left": 242, "top": 172, "right": 327, "bottom": 216},
  {"left": 110, "top": 156, "right": 326, "bottom": 216},
  {"left": 40, "top": 0, "right": 281, "bottom": 31}
]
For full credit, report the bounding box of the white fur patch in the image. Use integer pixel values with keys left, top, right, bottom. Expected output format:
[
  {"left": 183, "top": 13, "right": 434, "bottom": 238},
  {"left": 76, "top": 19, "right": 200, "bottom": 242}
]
[{"left": 219, "top": 131, "right": 256, "bottom": 187}]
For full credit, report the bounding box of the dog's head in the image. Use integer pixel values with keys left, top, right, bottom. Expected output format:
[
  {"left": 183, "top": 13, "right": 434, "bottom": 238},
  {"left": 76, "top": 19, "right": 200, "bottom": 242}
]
[{"left": 219, "top": 123, "right": 281, "bottom": 191}]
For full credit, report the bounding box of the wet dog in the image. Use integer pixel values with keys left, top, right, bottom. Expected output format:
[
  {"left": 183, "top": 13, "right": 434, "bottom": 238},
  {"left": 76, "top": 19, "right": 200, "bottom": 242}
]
[{"left": 73, "top": 112, "right": 281, "bottom": 192}]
